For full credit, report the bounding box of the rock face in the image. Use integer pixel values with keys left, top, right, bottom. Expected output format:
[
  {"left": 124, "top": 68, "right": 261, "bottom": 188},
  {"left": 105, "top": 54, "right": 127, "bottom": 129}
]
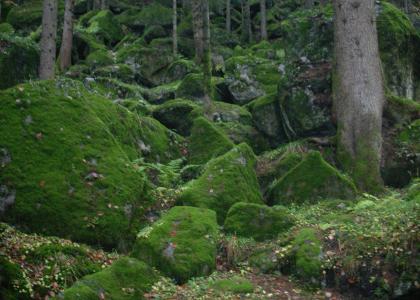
[
  {"left": 132, "top": 206, "right": 218, "bottom": 283},
  {"left": 177, "top": 144, "right": 264, "bottom": 223},
  {"left": 224, "top": 203, "right": 295, "bottom": 241},
  {"left": 0, "top": 80, "right": 182, "bottom": 249},
  {"left": 268, "top": 151, "right": 357, "bottom": 205},
  {"left": 188, "top": 117, "right": 234, "bottom": 165},
  {"left": 62, "top": 257, "right": 159, "bottom": 300},
  {"left": 0, "top": 34, "right": 39, "bottom": 90}
]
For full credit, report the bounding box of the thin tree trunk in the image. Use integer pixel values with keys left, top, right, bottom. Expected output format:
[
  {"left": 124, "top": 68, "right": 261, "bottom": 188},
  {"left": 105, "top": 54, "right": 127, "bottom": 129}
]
[
  {"left": 241, "top": 0, "right": 252, "bottom": 43},
  {"left": 260, "top": 0, "right": 267, "bottom": 40},
  {"left": 93, "top": 0, "right": 101, "bottom": 10},
  {"left": 173, "top": 0, "right": 178, "bottom": 56},
  {"left": 192, "top": 0, "right": 204, "bottom": 63},
  {"left": 333, "top": 0, "right": 385, "bottom": 192},
  {"left": 39, "top": 0, "right": 58, "bottom": 80},
  {"left": 59, "top": 0, "right": 75, "bottom": 71},
  {"left": 0, "top": 1, "right": 2, "bottom": 23},
  {"left": 226, "top": 0, "right": 231, "bottom": 33},
  {"left": 101, "top": 0, "right": 108, "bottom": 10}
]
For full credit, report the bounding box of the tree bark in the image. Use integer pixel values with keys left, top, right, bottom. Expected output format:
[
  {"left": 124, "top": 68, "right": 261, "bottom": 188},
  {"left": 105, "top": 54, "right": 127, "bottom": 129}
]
[
  {"left": 226, "top": 0, "right": 231, "bottom": 33},
  {"left": 173, "top": 0, "right": 178, "bottom": 56},
  {"left": 333, "top": 0, "right": 385, "bottom": 192},
  {"left": 241, "top": 0, "right": 252, "bottom": 43},
  {"left": 260, "top": 0, "right": 267, "bottom": 40},
  {"left": 101, "top": 0, "right": 108, "bottom": 10},
  {"left": 39, "top": 0, "right": 58, "bottom": 80},
  {"left": 0, "top": 1, "right": 2, "bottom": 23},
  {"left": 59, "top": 0, "right": 75, "bottom": 71},
  {"left": 93, "top": 0, "right": 101, "bottom": 10}
]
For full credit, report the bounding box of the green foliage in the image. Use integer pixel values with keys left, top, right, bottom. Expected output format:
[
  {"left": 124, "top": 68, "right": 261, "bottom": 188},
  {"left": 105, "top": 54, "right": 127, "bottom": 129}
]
[
  {"left": 224, "top": 203, "right": 295, "bottom": 241},
  {"left": 86, "top": 10, "right": 124, "bottom": 45},
  {"left": 292, "top": 228, "right": 322, "bottom": 281},
  {"left": 268, "top": 151, "right": 357, "bottom": 205},
  {"left": 177, "top": 144, "right": 264, "bottom": 223},
  {"left": 85, "top": 49, "right": 114, "bottom": 67},
  {"left": 0, "top": 256, "right": 30, "bottom": 300},
  {"left": 0, "top": 23, "right": 15, "bottom": 34},
  {"left": 188, "top": 117, "right": 234, "bottom": 165},
  {"left": 132, "top": 206, "right": 219, "bottom": 283},
  {"left": 0, "top": 33, "right": 39, "bottom": 90},
  {"left": 210, "top": 276, "right": 254, "bottom": 294},
  {"left": 61, "top": 257, "right": 158, "bottom": 300}
]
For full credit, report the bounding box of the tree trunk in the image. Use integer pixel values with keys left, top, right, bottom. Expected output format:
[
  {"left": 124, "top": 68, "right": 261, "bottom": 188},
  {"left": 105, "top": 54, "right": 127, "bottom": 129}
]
[
  {"left": 59, "top": 0, "right": 75, "bottom": 71},
  {"left": 93, "top": 0, "right": 101, "bottom": 10},
  {"left": 333, "top": 0, "right": 385, "bottom": 193},
  {"left": 39, "top": 0, "right": 58, "bottom": 80},
  {"left": 305, "top": 0, "right": 314, "bottom": 9},
  {"left": 226, "top": 0, "right": 231, "bottom": 33},
  {"left": 0, "top": 1, "right": 2, "bottom": 22},
  {"left": 101, "top": 0, "right": 108, "bottom": 10},
  {"left": 192, "top": 0, "right": 204, "bottom": 63},
  {"left": 260, "top": 0, "right": 267, "bottom": 40},
  {"left": 173, "top": 0, "right": 178, "bottom": 56},
  {"left": 241, "top": 0, "right": 252, "bottom": 43}
]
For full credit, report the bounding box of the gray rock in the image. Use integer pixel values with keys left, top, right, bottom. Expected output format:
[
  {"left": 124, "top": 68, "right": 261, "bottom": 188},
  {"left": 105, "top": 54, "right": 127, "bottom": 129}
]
[{"left": 0, "top": 185, "right": 16, "bottom": 213}]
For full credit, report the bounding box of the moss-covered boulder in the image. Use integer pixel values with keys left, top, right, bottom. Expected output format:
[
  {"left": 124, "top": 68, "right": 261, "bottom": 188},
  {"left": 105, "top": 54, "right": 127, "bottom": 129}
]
[
  {"left": 0, "top": 79, "right": 181, "bottom": 249},
  {"left": 292, "top": 228, "right": 323, "bottom": 282},
  {"left": 61, "top": 257, "right": 158, "bottom": 300},
  {"left": 176, "top": 73, "right": 224, "bottom": 103},
  {"left": 132, "top": 206, "right": 218, "bottom": 283},
  {"left": 0, "top": 34, "right": 39, "bottom": 90},
  {"left": 0, "top": 23, "right": 14, "bottom": 34},
  {"left": 152, "top": 99, "right": 202, "bottom": 136},
  {"left": 188, "top": 117, "right": 234, "bottom": 164},
  {"left": 210, "top": 101, "right": 253, "bottom": 125},
  {"left": 268, "top": 151, "right": 357, "bottom": 205},
  {"left": 224, "top": 203, "right": 295, "bottom": 241},
  {"left": 177, "top": 144, "right": 264, "bottom": 223},
  {"left": 210, "top": 276, "right": 254, "bottom": 294},
  {"left": 85, "top": 10, "right": 124, "bottom": 45}
]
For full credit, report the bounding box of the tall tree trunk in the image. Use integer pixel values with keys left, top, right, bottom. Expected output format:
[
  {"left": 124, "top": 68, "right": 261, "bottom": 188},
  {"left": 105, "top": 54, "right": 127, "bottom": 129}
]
[
  {"left": 260, "top": 0, "right": 267, "bottom": 40},
  {"left": 39, "top": 0, "right": 58, "bottom": 80},
  {"left": 173, "top": 0, "right": 178, "bottom": 56},
  {"left": 333, "top": 0, "right": 385, "bottom": 193},
  {"left": 101, "top": 0, "right": 108, "bottom": 10},
  {"left": 93, "top": 0, "right": 101, "bottom": 10},
  {"left": 305, "top": 0, "right": 314, "bottom": 9},
  {"left": 0, "top": 1, "right": 2, "bottom": 22},
  {"left": 226, "top": 0, "right": 231, "bottom": 33},
  {"left": 191, "top": 0, "right": 212, "bottom": 109},
  {"left": 59, "top": 0, "right": 75, "bottom": 71},
  {"left": 241, "top": 0, "right": 252, "bottom": 43}
]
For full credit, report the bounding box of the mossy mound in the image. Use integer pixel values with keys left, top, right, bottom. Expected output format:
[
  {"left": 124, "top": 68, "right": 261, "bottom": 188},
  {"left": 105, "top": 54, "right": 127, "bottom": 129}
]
[
  {"left": 0, "top": 256, "right": 30, "bottom": 300},
  {"left": 224, "top": 203, "right": 295, "bottom": 241},
  {"left": 406, "top": 179, "right": 420, "bottom": 201},
  {"left": 177, "top": 144, "right": 264, "bottom": 223},
  {"left": 188, "top": 117, "right": 234, "bottom": 165},
  {"left": 268, "top": 151, "right": 357, "bottom": 205},
  {"left": 210, "top": 101, "right": 253, "bottom": 125},
  {"left": 61, "top": 257, "right": 158, "bottom": 300},
  {"left": 132, "top": 206, "right": 218, "bottom": 283},
  {"left": 85, "top": 10, "right": 124, "bottom": 45},
  {"left": 292, "top": 228, "right": 322, "bottom": 282},
  {"left": 0, "top": 79, "right": 181, "bottom": 249},
  {"left": 0, "top": 23, "right": 14, "bottom": 34},
  {"left": 0, "top": 34, "right": 39, "bottom": 90},
  {"left": 152, "top": 99, "right": 202, "bottom": 136},
  {"left": 210, "top": 276, "right": 254, "bottom": 294},
  {"left": 116, "top": 3, "right": 172, "bottom": 30},
  {"left": 85, "top": 49, "right": 114, "bottom": 67},
  {"left": 176, "top": 74, "right": 223, "bottom": 103}
]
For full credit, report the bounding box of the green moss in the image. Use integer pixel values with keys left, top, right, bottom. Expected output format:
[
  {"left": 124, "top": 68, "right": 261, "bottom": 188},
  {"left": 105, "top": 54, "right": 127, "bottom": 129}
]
[
  {"left": 210, "top": 276, "right": 254, "bottom": 294},
  {"left": 224, "top": 203, "right": 295, "bottom": 241},
  {"left": 93, "top": 64, "right": 135, "bottom": 82},
  {"left": 292, "top": 228, "right": 322, "bottom": 281},
  {"left": 0, "top": 33, "right": 39, "bottom": 90},
  {"left": 62, "top": 257, "right": 159, "bottom": 300},
  {"left": 0, "top": 79, "right": 159, "bottom": 249},
  {"left": 176, "top": 73, "right": 222, "bottom": 103},
  {"left": 86, "top": 10, "right": 123, "bottom": 45},
  {"left": 405, "top": 178, "right": 420, "bottom": 201},
  {"left": 117, "top": 3, "right": 172, "bottom": 29},
  {"left": 268, "top": 151, "right": 357, "bottom": 205},
  {"left": 385, "top": 93, "right": 420, "bottom": 124},
  {"left": 188, "top": 117, "right": 234, "bottom": 165},
  {"left": 0, "top": 256, "right": 30, "bottom": 300},
  {"left": 0, "top": 23, "right": 14, "bottom": 34},
  {"left": 85, "top": 49, "right": 114, "bottom": 67},
  {"left": 152, "top": 99, "right": 202, "bottom": 136},
  {"left": 211, "top": 101, "right": 253, "bottom": 125},
  {"left": 132, "top": 206, "right": 218, "bottom": 283},
  {"left": 177, "top": 143, "right": 264, "bottom": 223}
]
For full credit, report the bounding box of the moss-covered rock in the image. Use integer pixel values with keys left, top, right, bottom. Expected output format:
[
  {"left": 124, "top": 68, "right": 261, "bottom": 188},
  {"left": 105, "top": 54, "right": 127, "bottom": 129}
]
[
  {"left": 61, "top": 257, "right": 158, "bottom": 300},
  {"left": 0, "top": 23, "right": 14, "bottom": 34},
  {"left": 188, "top": 117, "right": 234, "bottom": 165},
  {"left": 405, "top": 178, "right": 420, "bottom": 201},
  {"left": 85, "top": 10, "right": 124, "bottom": 45},
  {"left": 0, "top": 34, "right": 39, "bottom": 90},
  {"left": 85, "top": 49, "right": 114, "bottom": 67},
  {"left": 152, "top": 99, "right": 202, "bottom": 136},
  {"left": 116, "top": 3, "right": 172, "bottom": 31},
  {"left": 268, "top": 151, "right": 357, "bottom": 205},
  {"left": 210, "top": 101, "right": 253, "bottom": 125},
  {"left": 132, "top": 206, "right": 218, "bottom": 283},
  {"left": 224, "top": 203, "right": 295, "bottom": 241},
  {"left": 292, "top": 228, "right": 322, "bottom": 282},
  {"left": 176, "top": 73, "right": 223, "bottom": 103},
  {"left": 0, "top": 79, "right": 181, "bottom": 249},
  {"left": 0, "top": 256, "right": 30, "bottom": 300},
  {"left": 177, "top": 143, "right": 264, "bottom": 223}
]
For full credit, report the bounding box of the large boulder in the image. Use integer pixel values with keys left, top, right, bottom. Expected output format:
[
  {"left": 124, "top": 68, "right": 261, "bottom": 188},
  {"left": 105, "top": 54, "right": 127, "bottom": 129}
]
[
  {"left": 188, "top": 117, "right": 234, "bottom": 165},
  {"left": 268, "top": 151, "right": 357, "bottom": 205},
  {"left": 0, "top": 79, "right": 181, "bottom": 249},
  {"left": 85, "top": 10, "right": 124, "bottom": 45},
  {"left": 224, "top": 202, "right": 295, "bottom": 241},
  {"left": 0, "top": 34, "right": 39, "bottom": 90},
  {"left": 61, "top": 257, "right": 159, "bottom": 300},
  {"left": 177, "top": 143, "right": 264, "bottom": 223},
  {"left": 132, "top": 206, "right": 218, "bottom": 283}
]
